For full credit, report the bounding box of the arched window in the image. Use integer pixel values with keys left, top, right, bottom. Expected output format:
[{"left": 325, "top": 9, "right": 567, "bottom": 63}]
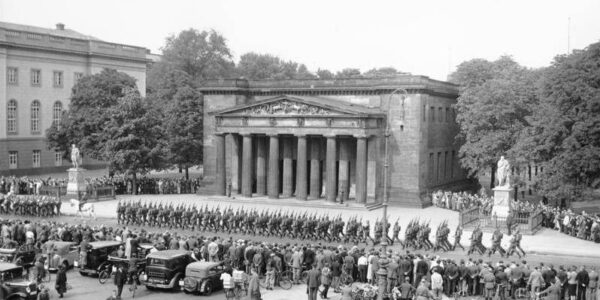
[
  {"left": 53, "top": 101, "right": 63, "bottom": 129},
  {"left": 7, "top": 99, "right": 17, "bottom": 134},
  {"left": 31, "top": 100, "right": 40, "bottom": 134}
]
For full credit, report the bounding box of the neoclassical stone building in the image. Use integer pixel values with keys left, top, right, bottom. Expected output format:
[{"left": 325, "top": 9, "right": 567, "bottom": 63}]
[{"left": 200, "top": 76, "right": 471, "bottom": 207}]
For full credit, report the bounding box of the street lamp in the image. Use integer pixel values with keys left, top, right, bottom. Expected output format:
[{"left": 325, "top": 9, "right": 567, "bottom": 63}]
[{"left": 381, "top": 88, "right": 409, "bottom": 252}]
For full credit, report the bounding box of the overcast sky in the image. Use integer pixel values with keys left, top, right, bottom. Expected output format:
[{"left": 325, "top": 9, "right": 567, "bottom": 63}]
[{"left": 1, "top": 0, "right": 599, "bottom": 81}]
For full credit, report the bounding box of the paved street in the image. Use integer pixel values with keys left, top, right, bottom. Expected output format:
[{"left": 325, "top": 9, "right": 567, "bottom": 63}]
[{"left": 62, "top": 193, "right": 600, "bottom": 259}]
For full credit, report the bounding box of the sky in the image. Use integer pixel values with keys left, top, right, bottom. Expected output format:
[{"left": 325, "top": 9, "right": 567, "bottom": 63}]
[{"left": 1, "top": 0, "right": 599, "bottom": 81}]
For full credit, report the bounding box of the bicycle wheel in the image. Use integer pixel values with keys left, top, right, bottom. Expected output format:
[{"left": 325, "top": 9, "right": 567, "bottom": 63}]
[
  {"left": 98, "top": 270, "right": 110, "bottom": 284},
  {"left": 301, "top": 270, "right": 308, "bottom": 284},
  {"left": 279, "top": 270, "right": 293, "bottom": 290},
  {"left": 225, "top": 289, "right": 235, "bottom": 300}
]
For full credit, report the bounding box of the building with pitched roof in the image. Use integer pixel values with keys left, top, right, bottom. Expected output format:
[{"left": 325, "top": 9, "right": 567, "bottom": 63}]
[{"left": 0, "top": 22, "right": 150, "bottom": 174}]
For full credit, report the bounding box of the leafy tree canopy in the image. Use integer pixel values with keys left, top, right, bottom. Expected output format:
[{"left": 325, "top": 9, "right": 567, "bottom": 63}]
[
  {"left": 513, "top": 42, "right": 600, "bottom": 200},
  {"left": 235, "top": 52, "right": 316, "bottom": 80},
  {"left": 450, "top": 56, "right": 540, "bottom": 187}
]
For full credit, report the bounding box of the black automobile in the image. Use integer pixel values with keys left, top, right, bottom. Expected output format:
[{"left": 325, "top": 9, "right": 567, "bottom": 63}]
[
  {"left": 0, "top": 262, "right": 39, "bottom": 300},
  {"left": 140, "top": 250, "right": 191, "bottom": 290},
  {"left": 76, "top": 241, "right": 123, "bottom": 276},
  {"left": 0, "top": 245, "right": 36, "bottom": 268}
]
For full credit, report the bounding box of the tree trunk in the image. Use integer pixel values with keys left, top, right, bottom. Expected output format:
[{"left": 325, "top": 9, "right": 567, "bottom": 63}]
[
  {"left": 132, "top": 172, "right": 137, "bottom": 195},
  {"left": 179, "top": 165, "right": 182, "bottom": 173},
  {"left": 185, "top": 167, "right": 189, "bottom": 180},
  {"left": 490, "top": 164, "right": 496, "bottom": 190}
]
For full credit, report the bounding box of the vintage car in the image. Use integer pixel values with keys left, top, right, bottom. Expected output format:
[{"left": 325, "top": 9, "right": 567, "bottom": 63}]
[
  {"left": 0, "top": 262, "right": 39, "bottom": 300},
  {"left": 180, "top": 261, "right": 226, "bottom": 295},
  {"left": 140, "top": 250, "right": 191, "bottom": 290},
  {"left": 0, "top": 245, "right": 36, "bottom": 268},
  {"left": 44, "top": 241, "right": 78, "bottom": 272},
  {"left": 98, "top": 244, "right": 154, "bottom": 284},
  {"left": 76, "top": 240, "right": 123, "bottom": 276}
]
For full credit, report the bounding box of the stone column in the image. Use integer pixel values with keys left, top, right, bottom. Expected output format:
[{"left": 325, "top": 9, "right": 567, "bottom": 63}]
[
  {"left": 295, "top": 135, "right": 308, "bottom": 200},
  {"left": 338, "top": 138, "right": 350, "bottom": 202},
  {"left": 355, "top": 134, "right": 368, "bottom": 203},
  {"left": 256, "top": 137, "right": 267, "bottom": 196},
  {"left": 309, "top": 137, "right": 321, "bottom": 199},
  {"left": 282, "top": 137, "right": 294, "bottom": 198},
  {"left": 241, "top": 133, "right": 253, "bottom": 198},
  {"left": 229, "top": 133, "right": 241, "bottom": 194},
  {"left": 268, "top": 134, "right": 280, "bottom": 199},
  {"left": 215, "top": 133, "right": 226, "bottom": 195},
  {"left": 325, "top": 134, "right": 337, "bottom": 202}
]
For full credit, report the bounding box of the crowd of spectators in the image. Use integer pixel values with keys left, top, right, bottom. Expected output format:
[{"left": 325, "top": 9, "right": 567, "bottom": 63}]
[
  {"left": 538, "top": 204, "right": 600, "bottom": 243},
  {"left": 432, "top": 190, "right": 494, "bottom": 215},
  {"left": 0, "top": 216, "right": 598, "bottom": 300},
  {"left": 0, "top": 175, "right": 202, "bottom": 196}
]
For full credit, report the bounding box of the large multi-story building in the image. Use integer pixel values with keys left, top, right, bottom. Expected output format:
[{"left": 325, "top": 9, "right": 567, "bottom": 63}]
[
  {"left": 200, "top": 77, "right": 474, "bottom": 207},
  {"left": 0, "top": 22, "right": 149, "bottom": 175}
]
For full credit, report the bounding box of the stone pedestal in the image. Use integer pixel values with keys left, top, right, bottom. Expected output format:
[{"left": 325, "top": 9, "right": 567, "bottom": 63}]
[
  {"left": 492, "top": 185, "right": 513, "bottom": 218},
  {"left": 66, "top": 168, "right": 87, "bottom": 199}
]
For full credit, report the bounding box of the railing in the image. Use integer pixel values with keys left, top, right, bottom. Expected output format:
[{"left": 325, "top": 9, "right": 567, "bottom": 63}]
[
  {"left": 39, "top": 186, "right": 67, "bottom": 197},
  {"left": 528, "top": 209, "right": 544, "bottom": 232},
  {"left": 459, "top": 206, "right": 480, "bottom": 227},
  {"left": 91, "top": 186, "right": 116, "bottom": 200}
]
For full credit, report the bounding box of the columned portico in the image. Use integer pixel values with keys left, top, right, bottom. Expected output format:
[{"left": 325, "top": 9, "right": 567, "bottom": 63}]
[{"left": 210, "top": 95, "right": 384, "bottom": 202}]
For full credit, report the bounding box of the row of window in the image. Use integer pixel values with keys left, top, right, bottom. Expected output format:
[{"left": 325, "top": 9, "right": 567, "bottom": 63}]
[
  {"left": 6, "top": 67, "right": 83, "bottom": 87},
  {"left": 428, "top": 150, "right": 459, "bottom": 185},
  {"left": 7, "top": 150, "right": 62, "bottom": 169},
  {"left": 7, "top": 100, "right": 63, "bottom": 134},
  {"left": 423, "top": 105, "right": 455, "bottom": 124}
]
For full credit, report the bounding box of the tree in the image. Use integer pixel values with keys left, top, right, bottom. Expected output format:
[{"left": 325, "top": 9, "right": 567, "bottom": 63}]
[
  {"left": 363, "top": 67, "right": 402, "bottom": 78},
  {"left": 159, "top": 71, "right": 204, "bottom": 179},
  {"left": 513, "top": 42, "right": 600, "bottom": 201},
  {"left": 160, "top": 28, "right": 235, "bottom": 83},
  {"left": 316, "top": 68, "right": 334, "bottom": 79},
  {"left": 450, "top": 56, "right": 539, "bottom": 189},
  {"left": 235, "top": 52, "right": 316, "bottom": 80},
  {"left": 104, "top": 88, "right": 167, "bottom": 194},
  {"left": 335, "top": 68, "right": 362, "bottom": 78},
  {"left": 46, "top": 69, "right": 138, "bottom": 161}
]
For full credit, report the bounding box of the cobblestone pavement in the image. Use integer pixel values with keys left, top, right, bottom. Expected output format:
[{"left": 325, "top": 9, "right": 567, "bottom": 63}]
[{"left": 61, "top": 193, "right": 600, "bottom": 258}]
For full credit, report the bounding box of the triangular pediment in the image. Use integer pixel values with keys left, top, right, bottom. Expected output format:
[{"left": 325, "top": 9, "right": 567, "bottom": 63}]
[{"left": 211, "top": 95, "right": 375, "bottom": 116}]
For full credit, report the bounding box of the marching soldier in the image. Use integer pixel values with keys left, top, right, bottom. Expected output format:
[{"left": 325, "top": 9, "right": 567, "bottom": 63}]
[
  {"left": 453, "top": 225, "right": 465, "bottom": 251},
  {"left": 488, "top": 227, "right": 506, "bottom": 257}
]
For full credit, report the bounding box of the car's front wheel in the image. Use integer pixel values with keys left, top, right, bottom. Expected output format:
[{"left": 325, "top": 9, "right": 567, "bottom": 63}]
[{"left": 202, "top": 280, "right": 213, "bottom": 296}]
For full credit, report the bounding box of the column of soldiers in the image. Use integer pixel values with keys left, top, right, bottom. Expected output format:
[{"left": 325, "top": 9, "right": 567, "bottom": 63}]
[
  {"left": 0, "top": 194, "right": 61, "bottom": 217},
  {"left": 115, "top": 200, "right": 526, "bottom": 257}
]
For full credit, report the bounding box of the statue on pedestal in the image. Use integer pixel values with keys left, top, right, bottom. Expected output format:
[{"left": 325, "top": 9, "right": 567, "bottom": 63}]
[
  {"left": 496, "top": 156, "right": 511, "bottom": 187},
  {"left": 70, "top": 144, "right": 82, "bottom": 169}
]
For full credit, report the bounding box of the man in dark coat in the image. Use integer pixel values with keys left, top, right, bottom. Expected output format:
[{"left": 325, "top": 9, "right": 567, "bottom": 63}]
[
  {"left": 55, "top": 264, "right": 67, "bottom": 298},
  {"left": 306, "top": 264, "right": 320, "bottom": 300},
  {"left": 114, "top": 265, "right": 127, "bottom": 299},
  {"left": 576, "top": 266, "right": 589, "bottom": 300}
]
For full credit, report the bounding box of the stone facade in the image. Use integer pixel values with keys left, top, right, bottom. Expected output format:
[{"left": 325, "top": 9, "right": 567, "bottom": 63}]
[
  {"left": 0, "top": 22, "right": 149, "bottom": 174},
  {"left": 200, "top": 76, "right": 472, "bottom": 207}
]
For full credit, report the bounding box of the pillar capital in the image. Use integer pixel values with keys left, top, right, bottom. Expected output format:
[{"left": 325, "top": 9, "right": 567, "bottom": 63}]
[
  {"left": 354, "top": 134, "right": 369, "bottom": 139},
  {"left": 295, "top": 134, "right": 307, "bottom": 138},
  {"left": 240, "top": 133, "right": 252, "bottom": 137},
  {"left": 214, "top": 132, "right": 226, "bottom": 137},
  {"left": 267, "top": 133, "right": 279, "bottom": 138},
  {"left": 324, "top": 134, "right": 337, "bottom": 139}
]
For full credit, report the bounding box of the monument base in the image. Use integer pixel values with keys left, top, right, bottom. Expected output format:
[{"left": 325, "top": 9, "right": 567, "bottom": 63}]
[
  {"left": 492, "top": 185, "right": 513, "bottom": 219},
  {"left": 66, "top": 168, "right": 88, "bottom": 199}
]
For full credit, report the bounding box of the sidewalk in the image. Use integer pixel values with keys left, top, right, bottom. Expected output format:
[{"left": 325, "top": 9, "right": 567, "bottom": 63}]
[{"left": 61, "top": 194, "right": 600, "bottom": 259}]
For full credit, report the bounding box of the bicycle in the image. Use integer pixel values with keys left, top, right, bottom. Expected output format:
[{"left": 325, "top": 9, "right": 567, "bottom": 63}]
[
  {"left": 340, "top": 268, "right": 354, "bottom": 285},
  {"left": 514, "top": 287, "right": 529, "bottom": 300},
  {"left": 259, "top": 269, "right": 293, "bottom": 290}
]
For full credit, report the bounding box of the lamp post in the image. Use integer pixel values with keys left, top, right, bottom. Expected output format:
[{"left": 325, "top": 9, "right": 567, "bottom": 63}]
[{"left": 381, "top": 88, "right": 409, "bottom": 252}]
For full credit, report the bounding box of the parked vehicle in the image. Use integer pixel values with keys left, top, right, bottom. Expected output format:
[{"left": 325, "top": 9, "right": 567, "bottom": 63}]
[
  {"left": 75, "top": 241, "right": 123, "bottom": 276},
  {"left": 140, "top": 250, "right": 191, "bottom": 290},
  {"left": 44, "top": 241, "right": 78, "bottom": 272},
  {"left": 180, "top": 261, "right": 227, "bottom": 295},
  {"left": 0, "top": 245, "right": 36, "bottom": 268},
  {"left": 0, "top": 262, "right": 39, "bottom": 300}
]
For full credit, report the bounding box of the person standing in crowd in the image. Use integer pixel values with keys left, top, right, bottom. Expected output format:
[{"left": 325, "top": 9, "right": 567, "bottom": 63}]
[
  {"left": 307, "top": 264, "right": 321, "bottom": 300},
  {"left": 292, "top": 247, "right": 303, "bottom": 285},
  {"left": 55, "top": 264, "right": 67, "bottom": 298},
  {"left": 249, "top": 268, "right": 261, "bottom": 300},
  {"left": 35, "top": 257, "right": 46, "bottom": 284},
  {"left": 577, "top": 266, "right": 589, "bottom": 300},
  {"left": 568, "top": 266, "right": 579, "bottom": 300},
  {"left": 114, "top": 265, "right": 127, "bottom": 300},
  {"left": 415, "top": 279, "right": 434, "bottom": 300},
  {"left": 588, "top": 267, "right": 598, "bottom": 300},
  {"left": 321, "top": 262, "right": 332, "bottom": 299},
  {"left": 36, "top": 286, "right": 50, "bottom": 300}
]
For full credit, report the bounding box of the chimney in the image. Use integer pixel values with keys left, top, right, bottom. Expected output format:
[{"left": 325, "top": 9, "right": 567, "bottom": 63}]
[{"left": 56, "top": 23, "right": 65, "bottom": 30}]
